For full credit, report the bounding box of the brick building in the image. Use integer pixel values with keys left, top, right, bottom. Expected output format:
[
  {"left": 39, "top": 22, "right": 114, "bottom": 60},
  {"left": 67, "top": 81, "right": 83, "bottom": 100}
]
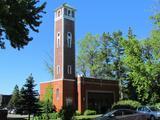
[{"left": 40, "top": 3, "right": 119, "bottom": 113}]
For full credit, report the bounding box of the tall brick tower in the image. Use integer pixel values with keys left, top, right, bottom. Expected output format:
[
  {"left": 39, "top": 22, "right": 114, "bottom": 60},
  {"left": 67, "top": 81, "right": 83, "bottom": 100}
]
[{"left": 53, "top": 3, "right": 76, "bottom": 111}]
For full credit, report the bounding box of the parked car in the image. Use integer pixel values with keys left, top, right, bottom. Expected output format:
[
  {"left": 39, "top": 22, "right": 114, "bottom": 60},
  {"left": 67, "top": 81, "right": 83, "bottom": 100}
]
[
  {"left": 8, "top": 109, "right": 16, "bottom": 114},
  {"left": 137, "top": 106, "right": 160, "bottom": 120},
  {"left": 93, "top": 109, "right": 147, "bottom": 120}
]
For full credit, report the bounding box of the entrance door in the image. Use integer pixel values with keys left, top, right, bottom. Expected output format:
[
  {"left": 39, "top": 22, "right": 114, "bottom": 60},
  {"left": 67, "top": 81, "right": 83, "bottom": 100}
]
[{"left": 87, "top": 92, "right": 114, "bottom": 113}]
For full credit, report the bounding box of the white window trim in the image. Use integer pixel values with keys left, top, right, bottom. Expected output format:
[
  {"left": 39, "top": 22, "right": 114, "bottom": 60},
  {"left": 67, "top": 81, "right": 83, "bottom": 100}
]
[
  {"left": 57, "top": 65, "right": 60, "bottom": 74},
  {"left": 67, "top": 65, "right": 72, "bottom": 74},
  {"left": 57, "top": 32, "right": 60, "bottom": 48},
  {"left": 67, "top": 32, "right": 72, "bottom": 48},
  {"left": 68, "top": 9, "right": 71, "bottom": 16},
  {"left": 57, "top": 9, "right": 61, "bottom": 18}
]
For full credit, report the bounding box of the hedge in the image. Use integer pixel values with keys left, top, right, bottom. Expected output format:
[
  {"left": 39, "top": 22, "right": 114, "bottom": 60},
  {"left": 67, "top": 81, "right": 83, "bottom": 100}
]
[
  {"left": 84, "top": 110, "right": 96, "bottom": 115},
  {"left": 112, "top": 100, "right": 141, "bottom": 110}
]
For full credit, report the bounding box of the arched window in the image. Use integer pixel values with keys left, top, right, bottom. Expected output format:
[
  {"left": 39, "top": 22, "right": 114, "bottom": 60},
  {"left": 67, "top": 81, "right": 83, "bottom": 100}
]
[
  {"left": 67, "top": 32, "right": 72, "bottom": 48},
  {"left": 67, "top": 65, "right": 72, "bottom": 74},
  {"left": 57, "top": 32, "right": 60, "bottom": 48},
  {"left": 64, "top": 8, "right": 67, "bottom": 15},
  {"left": 56, "top": 88, "right": 59, "bottom": 100},
  {"left": 57, "top": 10, "right": 61, "bottom": 17},
  {"left": 57, "top": 65, "right": 60, "bottom": 74}
]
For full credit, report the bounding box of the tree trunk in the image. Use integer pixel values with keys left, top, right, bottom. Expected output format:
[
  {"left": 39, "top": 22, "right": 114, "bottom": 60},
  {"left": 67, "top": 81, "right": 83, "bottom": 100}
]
[{"left": 28, "top": 113, "right": 30, "bottom": 120}]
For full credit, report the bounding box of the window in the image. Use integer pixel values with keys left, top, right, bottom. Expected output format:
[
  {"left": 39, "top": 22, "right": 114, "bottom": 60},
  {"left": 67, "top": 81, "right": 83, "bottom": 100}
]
[
  {"left": 66, "top": 97, "right": 72, "bottom": 106},
  {"left": 56, "top": 88, "right": 59, "bottom": 100},
  {"left": 72, "top": 11, "right": 74, "bottom": 17},
  {"left": 57, "top": 10, "right": 61, "bottom": 17},
  {"left": 57, "top": 32, "right": 60, "bottom": 48},
  {"left": 67, "top": 65, "right": 72, "bottom": 74},
  {"left": 57, "top": 65, "right": 60, "bottom": 74},
  {"left": 68, "top": 9, "right": 71, "bottom": 16},
  {"left": 64, "top": 8, "right": 67, "bottom": 15},
  {"left": 67, "top": 32, "right": 72, "bottom": 48}
]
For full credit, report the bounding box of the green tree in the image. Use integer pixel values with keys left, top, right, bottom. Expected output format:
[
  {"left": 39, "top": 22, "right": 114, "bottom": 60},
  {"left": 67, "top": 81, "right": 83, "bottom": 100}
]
[
  {"left": 95, "top": 32, "right": 113, "bottom": 79},
  {"left": 151, "top": 0, "right": 160, "bottom": 29},
  {"left": 0, "top": 0, "right": 46, "bottom": 49},
  {"left": 77, "top": 33, "right": 100, "bottom": 77},
  {"left": 19, "top": 87, "right": 25, "bottom": 114},
  {"left": 110, "top": 31, "right": 126, "bottom": 99},
  {"left": 20, "top": 74, "right": 40, "bottom": 120},
  {"left": 8, "top": 85, "right": 20, "bottom": 110},
  {"left": 44, "top": 52, "right": 53, "bottom": 79},
  {"left": 121, "top": 27, "right": 138, "bottom": 100},
  {"left": 121, "top": 28, "right": 152, "bottom": 104},
  {"left": 42, "top": 83, "right": 53, "bottom": 120}
]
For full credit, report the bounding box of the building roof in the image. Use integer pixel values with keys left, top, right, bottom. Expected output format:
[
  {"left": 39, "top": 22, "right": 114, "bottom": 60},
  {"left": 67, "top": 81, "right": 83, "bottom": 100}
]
[{"left": 55, "top": 3, "right": 76, "bottom": 11}]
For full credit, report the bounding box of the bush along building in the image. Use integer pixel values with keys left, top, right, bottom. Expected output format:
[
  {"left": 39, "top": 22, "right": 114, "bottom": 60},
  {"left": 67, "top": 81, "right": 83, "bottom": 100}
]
[{"left": 40, "top": 3, "right": 119, "bottom": 114}]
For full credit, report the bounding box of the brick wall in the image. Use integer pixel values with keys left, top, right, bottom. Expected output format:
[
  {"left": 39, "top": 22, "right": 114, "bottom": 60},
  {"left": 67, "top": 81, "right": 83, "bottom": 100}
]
[{"left": 77, "top": 76, "right": 119, "bottom": 113}]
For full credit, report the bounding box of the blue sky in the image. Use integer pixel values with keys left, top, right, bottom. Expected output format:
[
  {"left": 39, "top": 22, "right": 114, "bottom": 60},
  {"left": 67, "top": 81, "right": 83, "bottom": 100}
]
[{"left": 0, "top": 0, "right": 154, "bottom": 94}]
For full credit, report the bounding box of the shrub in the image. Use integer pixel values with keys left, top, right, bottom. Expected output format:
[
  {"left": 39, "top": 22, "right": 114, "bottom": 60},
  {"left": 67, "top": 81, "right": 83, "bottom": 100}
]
[
  {"left": 75, "top": 110, "right": 81, "bottom": 116},
  {"left": 59, "top": 105, "right": 75, "bottom": 120},
  {"left": 33, "top": 112, "right": 58, "bottom": 120},
  {"left": 84, "top": 109, "right": 96, "bottom": 115},
  {"left": 112, "top": 100, "right": 141, "bottom": 110},
  {"left": 154, "top": 103, "right": 160, "bottom": 109}
]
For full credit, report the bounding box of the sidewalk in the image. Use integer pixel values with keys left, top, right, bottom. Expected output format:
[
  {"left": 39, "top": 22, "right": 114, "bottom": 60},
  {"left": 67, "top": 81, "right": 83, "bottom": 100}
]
[{"left": 7, "top": 114, "right": 33, "bottom": 119}]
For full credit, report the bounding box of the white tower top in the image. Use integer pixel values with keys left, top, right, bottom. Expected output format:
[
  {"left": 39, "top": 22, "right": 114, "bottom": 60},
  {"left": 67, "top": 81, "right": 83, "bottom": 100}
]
[{"left": 55, "top": 3, "right": 76, "bottom": 21}]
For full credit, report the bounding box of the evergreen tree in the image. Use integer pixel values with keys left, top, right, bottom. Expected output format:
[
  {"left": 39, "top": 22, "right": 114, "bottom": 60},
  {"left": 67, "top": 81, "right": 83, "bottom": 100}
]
[
  {"left": 8, "top": 85, "right": 20, "bottom": 110},
  {"left": 19, "top": 87, "right": 25, "bottom": 114},
  {"left": 0, "top": 0, "right": 46, "bottom": 49},
  {"left": 20, "top": 74, "right": 40, "bottom": 120}
]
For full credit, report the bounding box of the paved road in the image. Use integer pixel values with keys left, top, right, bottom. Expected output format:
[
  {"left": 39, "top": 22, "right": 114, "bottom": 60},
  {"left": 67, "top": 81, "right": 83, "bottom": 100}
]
[{"left": 8, "top": 114, "right": 32, "bottom": 119}]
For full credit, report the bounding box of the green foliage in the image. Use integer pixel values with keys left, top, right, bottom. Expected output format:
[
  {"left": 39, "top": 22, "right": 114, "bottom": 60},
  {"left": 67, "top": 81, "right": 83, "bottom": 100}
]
[
  {"left": 75, "top": 110, "right": 81, "bottom": 116},
  {"left": 77, "top": 32, "right": 125, "bottom": 80},
  {"left": 78, "top": 27, "right": 160, "bottom": 104},
  {"left": 154, "top": 103, "right": 160, "bottom": 109},
  {"left": 44, "top": 53, "right": 53, "bottom": 78},
  {"left": 8, "top": 85, "right": 20, "bottom": 110},
  {"left": 59, "top": 105, "right": 75, "bottom": 120},
  {"left": 75, "top": 115, "right": 101, "bottom": 120},
  {"left": 19, "top": 74, "right": 41, "bottom": 120},
  {"left": 42, "top": 84, "right": 53, "bottom": 120},
  {"left": 77, "top": 33, "right": 100, "bottom": 77},
  {"left": 34, "top": 112, "right": 59, "bottom": 120},
  {"left": 0, "top": 0, "right": 46, "bottom": 49},
  {"left": 121, "top": 28, "right": 153, "bottom": 103},
  {"left": 77, "top": 31, "right": 126, "bottom": 99},
  {"left": 43, "top": 84, "right": 53, "bottom": 103},
  {"left": 112, "top": 100, "right": 141, "bottom": 110},
  {"left": 83, "top": 110, "right": 96, "bottom": 116}
]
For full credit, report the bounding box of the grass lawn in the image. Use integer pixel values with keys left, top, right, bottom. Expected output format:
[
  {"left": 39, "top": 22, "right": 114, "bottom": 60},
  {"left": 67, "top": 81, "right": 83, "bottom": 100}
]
[{"left": 75, "top": 114, "right": 102, "bottom": 120}]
